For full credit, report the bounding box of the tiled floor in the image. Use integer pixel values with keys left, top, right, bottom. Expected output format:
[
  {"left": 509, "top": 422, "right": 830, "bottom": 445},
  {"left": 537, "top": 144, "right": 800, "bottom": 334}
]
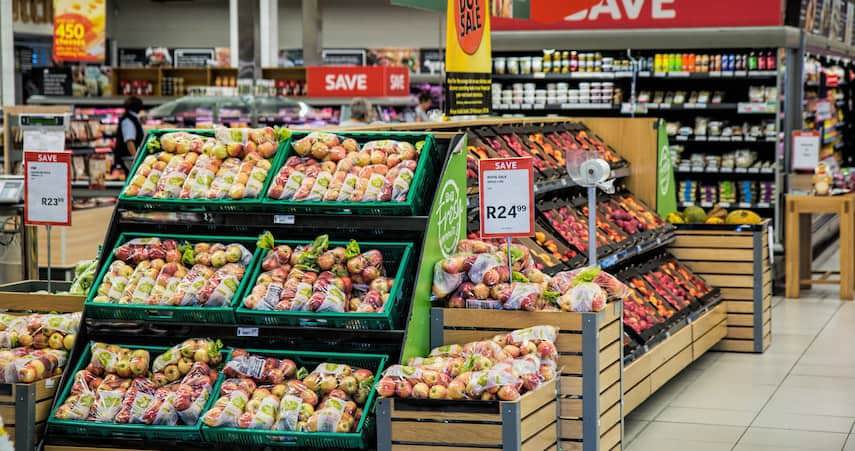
[{"left": 625, "top": 285, "right": 855, "bottom": 451}]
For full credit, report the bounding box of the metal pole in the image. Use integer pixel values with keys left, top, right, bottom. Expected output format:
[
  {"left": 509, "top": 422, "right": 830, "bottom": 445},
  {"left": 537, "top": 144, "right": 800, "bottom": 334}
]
[
  {"left": 506, "top": 236, "right": 513, "bottom": 278},
  {"left": 588, "top": 185, "right": 598, "bottom": 266},
  {"left": 46, "top": 225, "right": 52, "bottom": 292}
]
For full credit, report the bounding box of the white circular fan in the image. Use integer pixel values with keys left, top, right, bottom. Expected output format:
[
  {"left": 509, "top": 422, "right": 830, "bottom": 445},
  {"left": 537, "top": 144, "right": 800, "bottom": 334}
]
[{"left": 566, "top": 148, "right": 611, "bottom": 266}]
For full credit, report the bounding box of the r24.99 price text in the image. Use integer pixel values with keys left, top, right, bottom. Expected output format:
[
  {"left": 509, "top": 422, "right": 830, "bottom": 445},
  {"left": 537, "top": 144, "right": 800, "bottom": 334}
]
[{"left": 485, "top": 204, "right": 527, "bottom": 219}]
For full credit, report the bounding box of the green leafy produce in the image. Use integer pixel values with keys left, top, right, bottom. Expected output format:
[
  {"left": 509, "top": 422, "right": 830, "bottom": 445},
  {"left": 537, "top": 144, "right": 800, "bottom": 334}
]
[{"left": 69, "top": 259, "right": 98, "bottom": 295}]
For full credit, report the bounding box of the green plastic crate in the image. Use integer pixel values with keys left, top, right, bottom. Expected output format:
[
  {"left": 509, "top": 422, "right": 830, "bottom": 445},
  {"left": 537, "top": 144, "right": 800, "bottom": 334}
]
[
  {"left": 261, "top": 131, "right": 436, "bottom": 215},
  {"left": 234, "top": 240, "right": 413, "bottom": 330},
  {"left": 201, "top": 348, "right": 388, "bottom": 449},
  {"left": 117, "top": 129, "right": 288, "bottom": 211},
  {"left": 84, "top": 232, "right": 262, "bottom": 323},
  {"left": 47, "top": 343, "right": 229, "bottom": 443}
]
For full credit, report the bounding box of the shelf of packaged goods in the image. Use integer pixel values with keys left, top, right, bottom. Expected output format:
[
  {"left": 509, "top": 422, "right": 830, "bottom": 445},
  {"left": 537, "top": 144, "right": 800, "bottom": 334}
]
[
  {"left": 493, "top": 103, "right": 617, "bottom": 112},
  {"left": 678, "top": 201, "right": 774, "bottom": 210},
  {"left": 492, "top": 70, "right": 778, "bottom": 81},
  {"left": 466, "top": 166, "right": 631, "bottom": 209},
  {"left": 670, "top": 135, "right": 778, "bottom": 144},
  {"left": 27, "top": 95, "right": 177, "bottom": 106},
  {"left": 409, "top": 73, "right": 443, "bottom": 84},
  {"left": 674, "top": 167, "right": 776, "bottom": 176}
]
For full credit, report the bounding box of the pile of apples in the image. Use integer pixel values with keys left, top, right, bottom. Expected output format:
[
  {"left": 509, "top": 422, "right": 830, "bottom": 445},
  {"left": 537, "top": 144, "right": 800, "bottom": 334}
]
[
  {"left": 202, "top": 350, "right": 375, "bottom": 433},
  {"left": 243, "top": 234, "right": 395, "bottom": 313},
  {"left": 93, "top": 237, "right": 252, "bottom": 307},
  {"left": 54, "top": 339, "right": 221, "bottom": 425},
  {"left": 623, "top": 278, "right": 670, "bottom": 335},
  {"left": 377, "top": 326, "right": 558, "bottom": 402},
  {"left": 0, "top": 312, "right": 79, "bottom": 383},
  {"left": 267, "top": 132, "right": 421, "bottom": 202},
  {"left": 123, "top": 127, "right": 287, "bottom": 200}
]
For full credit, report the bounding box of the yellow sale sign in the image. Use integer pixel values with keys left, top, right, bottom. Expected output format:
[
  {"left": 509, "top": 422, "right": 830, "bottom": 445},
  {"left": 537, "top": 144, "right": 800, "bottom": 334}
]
[{"left": 53, "top": 0, "right": 106, "bottom": 63}]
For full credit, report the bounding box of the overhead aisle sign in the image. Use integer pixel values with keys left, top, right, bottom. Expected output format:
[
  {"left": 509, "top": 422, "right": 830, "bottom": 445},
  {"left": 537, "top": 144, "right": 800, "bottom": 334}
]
[{"left": 53, "top": 0, "right": 107, "bottom": 63}]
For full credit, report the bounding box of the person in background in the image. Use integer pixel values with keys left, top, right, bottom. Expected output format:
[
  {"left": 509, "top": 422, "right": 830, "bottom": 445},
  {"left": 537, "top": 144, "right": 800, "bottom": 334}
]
[
  {"left": 115, "top": 96, "right": 144, "bottom": 174},
  {"left": 339, "top": 97, "right": 374, "bottom": 127},
  {"left": 415, "top": 92, "right": 433, "bottom": 122}
]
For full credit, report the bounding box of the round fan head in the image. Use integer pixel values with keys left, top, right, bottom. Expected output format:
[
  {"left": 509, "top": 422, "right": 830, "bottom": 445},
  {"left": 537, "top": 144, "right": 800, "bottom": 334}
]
[{"left": 567, "top": 148, "right": 610, "bottom": 187}]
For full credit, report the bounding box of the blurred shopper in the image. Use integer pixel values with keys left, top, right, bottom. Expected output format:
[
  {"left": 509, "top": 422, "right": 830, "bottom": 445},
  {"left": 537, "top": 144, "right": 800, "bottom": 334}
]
[
  {"left": 340, "top": 97, "right": 374, "bottom": 127},
  {"left": 115, "top": 96, "right": 144, "bottom": 173},
  {"left": 415, "top": 92, "right": 433, "bottom": 122}
]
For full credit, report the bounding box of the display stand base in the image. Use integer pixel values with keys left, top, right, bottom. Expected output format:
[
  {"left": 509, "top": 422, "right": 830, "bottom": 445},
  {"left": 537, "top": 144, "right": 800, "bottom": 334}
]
[
  {"left": 2, "top": 376, "right": 60, "bottom": 451},
  {"left": 430, "top": 302, "right": 623, "bottom": 451}
]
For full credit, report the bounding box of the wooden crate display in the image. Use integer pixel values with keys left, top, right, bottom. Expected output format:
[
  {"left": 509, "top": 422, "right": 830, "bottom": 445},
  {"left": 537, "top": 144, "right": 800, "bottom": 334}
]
[
  {"left": 429, "top": 302, "right": 623, "bottom": 451},
  {"left": 670, "top": 222, "right": 772, "bottom": 353},
  {"left": 2, "top": 376, "right": 60, "bottom": 451},
  {"left": 623, "top": 302, "right": 727, "bottom": 414},
  {"left": 376, "top": 378, "right": 558, "bottom": 451}
]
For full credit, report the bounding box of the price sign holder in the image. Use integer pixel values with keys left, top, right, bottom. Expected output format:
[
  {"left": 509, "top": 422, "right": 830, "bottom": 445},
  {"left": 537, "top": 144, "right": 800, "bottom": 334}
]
[
  {"left": 478, "top": 157, "right": 535, "bottom": 276},
  {"left": 20, "top": 113, "right": 70, "bottom": 293}
]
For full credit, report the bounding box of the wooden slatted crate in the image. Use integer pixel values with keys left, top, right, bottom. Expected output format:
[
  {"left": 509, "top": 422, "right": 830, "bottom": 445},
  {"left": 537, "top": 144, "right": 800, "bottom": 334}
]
[
  {"left": 1, "top": 376, "right": 60, "bottom": 450},
  {"left": 429, "top": 302, "right": 623, "bottom": 451},
  {"left": 376, "top": 378, "right": 558, "bottom": 451},
  {"left": 670, "top": 222, "right": 772, "bottom": 353},
  {"left": 623, "top": 302, "right": 727, "bottom": 414}
]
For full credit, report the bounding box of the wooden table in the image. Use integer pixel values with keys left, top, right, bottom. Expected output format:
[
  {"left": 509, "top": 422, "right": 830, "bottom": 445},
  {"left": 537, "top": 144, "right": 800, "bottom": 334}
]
[{"left": 785, "top": 194, "right": 854, "bottom": 299}]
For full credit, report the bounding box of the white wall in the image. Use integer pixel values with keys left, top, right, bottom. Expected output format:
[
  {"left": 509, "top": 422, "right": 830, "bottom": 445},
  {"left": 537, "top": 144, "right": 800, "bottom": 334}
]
[{"left": 108, "top": 0, "right": 443, "bottom": 51}]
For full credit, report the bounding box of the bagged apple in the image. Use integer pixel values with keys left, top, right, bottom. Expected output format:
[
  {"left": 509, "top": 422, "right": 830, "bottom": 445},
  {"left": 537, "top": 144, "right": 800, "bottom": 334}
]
[
  {"left": 238, "top": 391, "right": 279, "bottom": 429},
  {"left": 55, "top": 372, "right": 98, "bottom": 420},
  {"left": 202, "top": 387, "right": 250, "bottom": 427},
  {"left": 88, "top": 374, "right": 131, "bottom": 422},
  {"left": 152, "top": 338, "right": 222, "bottom": 373},
  {"left": 115, "top": 377, "right": 157, "bottom": 423},
  {"left": 223, "top": 349, "right": 296, "bottom": 385}
]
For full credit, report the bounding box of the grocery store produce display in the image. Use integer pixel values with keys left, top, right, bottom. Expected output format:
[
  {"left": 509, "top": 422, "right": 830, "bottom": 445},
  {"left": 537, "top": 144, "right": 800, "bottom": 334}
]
[
  {"left": 432, "top": 238, "right": 628, "bottom": 312},
  {"left": 0, "top": 312, "right": 79, "bottom": 383},
  {"left": 267, "top": 133, "right": 421, "bottom": 203},
  {"left": 122, "top": 127, "right": 288, "bottom": 200},
  {"left": 52, "top": 339, "right": 223, "bottom": 426},
  {"left": 377, "top": 325, "right": 558, "bottom": 402}
]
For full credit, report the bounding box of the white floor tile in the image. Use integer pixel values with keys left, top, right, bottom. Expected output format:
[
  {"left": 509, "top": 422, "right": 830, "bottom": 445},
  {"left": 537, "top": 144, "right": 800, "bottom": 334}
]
[
  {"left": 752, "top": 409, "right": 854, "bottom": 433},
  {"left": 631, "top": 421, "right": 744, "bottom": 445},
  {"left": 669, "top": 379, "right": 777, "bottom": 412},
  {"left": 656, "top": 406, "right": 756, "bottom": 426},
  {"left": 737, "top": 427, "right": 848, "bottom": 450},
  {"left": 623, "top": 419, "right": 648, "bottom": 444}
]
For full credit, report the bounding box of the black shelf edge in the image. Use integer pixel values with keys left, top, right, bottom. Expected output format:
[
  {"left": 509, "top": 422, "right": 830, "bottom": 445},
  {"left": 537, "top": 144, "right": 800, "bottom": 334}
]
[{"left": 600, "top": 229, "right": 676, "bottom": 270}]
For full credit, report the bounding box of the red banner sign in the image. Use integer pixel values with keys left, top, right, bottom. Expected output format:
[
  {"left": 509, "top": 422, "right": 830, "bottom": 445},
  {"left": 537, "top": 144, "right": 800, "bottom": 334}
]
[
  {"left": 24, "top": 151, "right": 72, "bottom": 227},
  {"left": 306, "top": 66, "right": 410, "bottom": 97},
  {"left": 493, "top": 0, "right": 783, "bottom": 30}
]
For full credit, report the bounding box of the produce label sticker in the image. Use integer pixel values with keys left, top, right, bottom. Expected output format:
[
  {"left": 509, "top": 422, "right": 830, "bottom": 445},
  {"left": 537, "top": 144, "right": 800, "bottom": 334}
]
[
  {"left": 24, "top": 151, "right": 72, "bottom": 226},
  {"left": 478, "top": 157, "right": 534, "bottom": 238}
]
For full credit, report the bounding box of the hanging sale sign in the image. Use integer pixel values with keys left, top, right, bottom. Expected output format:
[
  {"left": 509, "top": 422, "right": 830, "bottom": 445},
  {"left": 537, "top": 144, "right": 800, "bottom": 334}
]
[
  {"left": 478, "top": 157, "right": 534, "bottom": 238},
  {"left": 445, "top": 0, "right": 492, "bottom": 116},
  {"left": 53, "top": 0, "right": 106, "bottom": 63},
  {"left": 24, "top": 151, "right": 72, "bottom": 226},
  {"left": 492, "top": 0, "right": 784, "bottom": 30},
  {"left": 306, "top": 66, "right": 409, "bottom": 97}
]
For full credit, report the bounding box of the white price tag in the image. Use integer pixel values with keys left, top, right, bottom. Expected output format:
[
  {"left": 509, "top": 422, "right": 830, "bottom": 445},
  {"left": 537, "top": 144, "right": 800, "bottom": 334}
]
[
  {"left": 792, "top": 131, "right": 821, "bottom": 170},
  {"left": 478, "top": 157, "right": 534, "bottom": 238},
  {"left": 274, "top": 214, "right": 295, "bottom": 224},
  {"left": 237, "top": 327, "right": 259, "bottom": 337},
  {"left": 24, "top": 151, "right": 71, "bottom": 226}
]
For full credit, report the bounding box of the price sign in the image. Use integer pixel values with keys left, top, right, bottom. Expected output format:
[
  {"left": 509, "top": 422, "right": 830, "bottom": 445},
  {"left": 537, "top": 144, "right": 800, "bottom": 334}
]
[
  {"left": 478, "top": 157, "right": 534, "bottom": 238},
  {"left": 24, "top": 151, "right": 71, "bottom": 226},
  {"left": 792, "top": 130, "right": 821, "bottom": 170}
]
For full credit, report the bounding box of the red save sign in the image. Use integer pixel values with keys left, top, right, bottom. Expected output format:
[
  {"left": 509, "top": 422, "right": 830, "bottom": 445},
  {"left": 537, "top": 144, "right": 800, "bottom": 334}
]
[
  {"left": 494, "top": 0, "right": 783, "bottom": 30},
  {"left": 478, "top": 157, "right": 535, "bottom": 238},
  {"left": 306, "top": 66, "right": 410, "bottom": 97},
  {"left": 24, "top": 151, "right": 72, "bottom": 227}
]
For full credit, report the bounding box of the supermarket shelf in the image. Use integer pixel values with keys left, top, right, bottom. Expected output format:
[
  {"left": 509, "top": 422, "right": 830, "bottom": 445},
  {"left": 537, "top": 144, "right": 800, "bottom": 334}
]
[
  {"left": 293, "top": 96, "right": 418, "bottom": 107},
  {"left": 670, "top": 135, "right": 778, "bottom": 143},
  {"left": 494, "top": 103, "right": 617, "bottom": 111},
  {"left": 599, "top": 229, "right": 676, "bottom": 270},
  {"left": 410, "top": 73, "right": 443, "bottom": 84},
  {"left": 674, "top": 166, "right": 776, "bottom": 175},
  {"left": 679, "top": 201, "right": 774, "bottom": 209},
  {"left": 28, "top": 95, "right": 418, "bottom": 107},
  {"left": 493, "top": 70, "right": 777, "bottom": 82}
]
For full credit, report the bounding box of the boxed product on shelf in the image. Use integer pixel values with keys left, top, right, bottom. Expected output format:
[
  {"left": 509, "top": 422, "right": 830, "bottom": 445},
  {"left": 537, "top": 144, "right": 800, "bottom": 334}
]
[
  {"left": 200, "top": 348, "right": 387, "bottom": 449},
  {"left": 235, "top": 234, "right": 414, "bottom": 330},
  {"left": 48, "top": 339, "right": 226, "bottom": 442},
  {"left": 85, "top": 233, "right": 262, "bottom": 323},
  {"left": 262, "top": 131, "right": 435, "bottom": 215}
]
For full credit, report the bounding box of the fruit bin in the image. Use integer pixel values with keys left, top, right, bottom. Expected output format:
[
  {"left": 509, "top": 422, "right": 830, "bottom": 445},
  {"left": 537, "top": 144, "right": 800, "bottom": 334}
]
[
  {"left": 429, "top": 303, "right": 623, "bottom": 451},
  {"left": 234, "top": 240, "right": 414, "bottom": 330},
  {"left": 47, "top": 344, "right": 230, "bottom": 444},
  {"left": 261, "top": 131, "right": 436, "bottom": 216},
  {"left": 2, "top": 376, "right": 60, "bottom": 451},
  {"left": 117, "top": 129, "right": 289, "bottom": 212},
  {"left": 670, "top": 221, "right": 772, "bottom": 353},
  {"left": 201, "top": 348, "right": 388, "bottom": 449},
  {"left": 84, "top": 233, "right": 263, "bottom": 324},
  {"left": 375, "top": 377, "right": 558, "bottom": 451}
]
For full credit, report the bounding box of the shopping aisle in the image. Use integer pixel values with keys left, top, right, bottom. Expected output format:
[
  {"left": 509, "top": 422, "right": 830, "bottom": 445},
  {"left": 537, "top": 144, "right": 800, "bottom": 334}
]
[{"left": 625, "top": 286, "right": 855, "bottom": 450}]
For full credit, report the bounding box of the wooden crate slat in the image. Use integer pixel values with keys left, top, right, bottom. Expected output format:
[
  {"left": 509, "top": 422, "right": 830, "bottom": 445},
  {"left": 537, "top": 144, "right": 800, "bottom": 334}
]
[
  {"left": 600, "top": 381, "right": 620, "bottom": 415},
  {"left": 646, "top": 323, "right": 692, "bottom": 369},
  {"left": 521, "top": 401, "right": 558, "bottom": 441},
  {"left": 559, "top": 397, "right": 582, "bottom": 418},
  {"left": 703, "top": 274, "right": 755, "bottom": 288},
  {"left": 720, "top": 288, "right": 755, "bottom": 300},
  {"left": 520, "top": 379, "right": 557, "bottom": 417},
  {"left": 691, "top": 304, "right": 727, "bottom": 338},
  {"left": 560, "top": 440, "right": 583, "bottom": 451},
  {"left": 598, "top": 321, "right": 621, "bottom": 351},
  {"left": 0, "top": 398, "right": 52, "bottom": 426},
  {"left": 600, "top": 361, "right": 621, "bottom": 395},
  {"left": 623, "top": 354, "right": 652, "bottom": 390},
  {"left": 681, "top": 261, "right": 755, "bottom": 274},
  {"left": 390, "top": 421, "right": 502, "bottom": 446},
  {"left": 521, "top": 420, "right": 558, "bottom": 451},
  {"left": 599, "top": 340, "right": 621, "bottom": 369},
  {"left": 650, "top": 346, "right": 693, "bottom": 392},
  {"left": 623, "top": 376, "right": 651, "bottom": 414},
  {"left": 440, "top": 308, "right": 582, "bottom": 331},
  {"left": 44, "top": 447, "right": 157, "bottom": 451},
  {"left": 558, "top": 354, "right": 582, "bottom": 375},
  {"left": 693, "top": 320, "right": 727, "bottom": 358},
  {"left": 0, "top": 376, "right": 59, "bottom": 403},
  {"left": 560, "top": 375, "right": 581, "bottom": 397},
  {"left": 390, "top": 407, "right": 499, "bottom": 422},
  {"left": 600, "top": 402, "right": 621, "bottom": 435},
  {"left": 392, "top": 446, "right": 496, "bottom": 451},
  {"left": 600, "top": 422, "right": 621, "bottom": 451},
  {"left": 559, "top": 418, "right": 583, "bottom": 440},
  {"left": 670, "top": 247, "right": 756, "bottom": 262},
  {"left": 672, "top": 235, "right": 754, "bottom": 249},
  {"left": 726, "top": 313, "right": 754, "bottom": 326}
]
